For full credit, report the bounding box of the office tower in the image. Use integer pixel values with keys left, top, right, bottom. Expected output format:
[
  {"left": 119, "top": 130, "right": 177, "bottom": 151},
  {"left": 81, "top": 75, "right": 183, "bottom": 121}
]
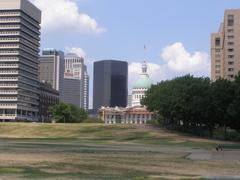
[
  {"left": 93, "top": 60, "right": 128, "bottom": 110},
  {"left": 64, "top": 53, "right": 89, "bottom": 110},
  {"left": 39, "top": 49, "right": 64, "bottom": 100},
  {"left": 0, "top": 0, "right": 41, "bottom": 121},
  {"left": 63, "top": 76, "right": 81, "bottom": 107},
  {"left": 211, "top": 9, "right": 240, "bottom": 81}
]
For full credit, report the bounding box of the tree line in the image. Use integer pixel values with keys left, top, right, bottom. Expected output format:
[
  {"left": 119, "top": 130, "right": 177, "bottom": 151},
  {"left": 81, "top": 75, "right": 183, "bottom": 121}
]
[
  {"left": 142, "top": 75, "right": 240, "bottom": 137},
  {"left": 49, "top": 102, "right": 88, "bottom": 123}
]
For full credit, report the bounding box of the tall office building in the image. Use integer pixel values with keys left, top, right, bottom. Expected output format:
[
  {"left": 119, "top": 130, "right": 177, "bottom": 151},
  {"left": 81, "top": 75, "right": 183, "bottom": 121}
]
[
  {"left": 93, "top": 60, "right": 128, "bottom": 110},
  {"left": 64, "top": 53, "right": 89, "bottom": 110},
  {"left": 63, "top": 76, "right": 81, "bottom": 107},
  {"left": 211, "top": 9, "right": 240, "bottom": 81},
  {"left": 0, "top": 0, "right": 41, "bottom": 121},
  {"left": 39, "top": 49, "right": 65, "bottom": 100}
]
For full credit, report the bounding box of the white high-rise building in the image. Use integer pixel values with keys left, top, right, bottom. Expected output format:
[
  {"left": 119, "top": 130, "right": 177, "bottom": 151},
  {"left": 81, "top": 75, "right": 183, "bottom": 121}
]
[
  {"left": 0, "top": 0, "right": 41, "bottom": 121},
  {"left": 39, "top": 49, "right": 65, "bottom": 101},
  {"left": 64, "top": 53, "right": 89, "bottom": 110}
]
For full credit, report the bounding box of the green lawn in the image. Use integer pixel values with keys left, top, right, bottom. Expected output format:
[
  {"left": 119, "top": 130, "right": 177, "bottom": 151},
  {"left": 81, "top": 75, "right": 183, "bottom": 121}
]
[{"left": 0, "top": 123, "right": 239, "bottom": 180}]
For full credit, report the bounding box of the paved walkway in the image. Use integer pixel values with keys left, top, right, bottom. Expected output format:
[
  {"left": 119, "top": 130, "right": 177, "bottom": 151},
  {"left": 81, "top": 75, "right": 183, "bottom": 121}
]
[{"left": 188, "top": 150, "right": 240, "bottom": 161}]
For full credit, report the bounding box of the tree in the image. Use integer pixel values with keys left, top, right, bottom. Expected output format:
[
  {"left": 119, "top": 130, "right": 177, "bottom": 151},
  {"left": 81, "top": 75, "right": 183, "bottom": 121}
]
[
  {"left": 209, "top": 78, "right": 235, "bottom": 137},
  {"left": 228, "top": 74, "right": 240, "bottom": 133},
  {"left": 49, "top": 102, "right": 88, "bottom": 123}
]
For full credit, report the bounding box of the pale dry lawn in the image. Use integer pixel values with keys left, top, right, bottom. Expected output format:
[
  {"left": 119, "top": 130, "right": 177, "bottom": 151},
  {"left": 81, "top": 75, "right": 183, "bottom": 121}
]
[{"left": 0, "top": 123, "right": 239, "bottom": 179}]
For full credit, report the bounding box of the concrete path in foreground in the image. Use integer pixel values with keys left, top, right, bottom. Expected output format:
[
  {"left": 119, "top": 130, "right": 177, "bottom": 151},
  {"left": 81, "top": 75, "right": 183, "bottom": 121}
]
[{"left": 188, "top": 150, "right": 240, "bottom": 161}]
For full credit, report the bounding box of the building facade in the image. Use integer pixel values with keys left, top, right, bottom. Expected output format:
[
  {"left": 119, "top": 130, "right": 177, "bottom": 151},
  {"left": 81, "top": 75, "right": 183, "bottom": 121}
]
[
  {"left": 39, "top": 49, "right": 64, "bottom": 100},
  {"left": 131, "top": 62, "right": 152, "bottom": 107},
  {"left": 211, "top": 9, "right": 240, "bottom": 81},
  {"left": 38, "top": 82, "right": 59, "bottom": 122},
  {"left": 99, "top": 106, "right": 153, "bottom": 124},
  {"left": 63, "top": 75, "right": 81, "bottom": 107},
  {"left": 0, "top": 0, "right": 41, "bottom": 121},
  {"left": 83, "top": 65, "right": 89, "bottom": 110},
  {"left": 64, "top": 53, "right": 89, "bottom": 110},
  {"left": 93, "top": 60, "right": 128, "bottom": 110}
]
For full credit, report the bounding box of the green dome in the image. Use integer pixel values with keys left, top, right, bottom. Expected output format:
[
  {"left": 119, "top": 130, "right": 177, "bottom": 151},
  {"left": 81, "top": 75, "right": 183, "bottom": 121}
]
[{"left": 133, "top": 74, "right": 152, "bottom": 89}]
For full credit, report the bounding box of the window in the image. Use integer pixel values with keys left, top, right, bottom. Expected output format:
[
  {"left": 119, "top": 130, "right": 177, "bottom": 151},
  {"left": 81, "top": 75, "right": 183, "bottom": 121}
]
[
  {"left": 228, "top": 49, "right": 234, "bottom": 52},
  {"left": 215, "top": 38, "right": 220, "bottom": 46},
  {"left": 228, "top": 15, "right": 234, "bottom": 26},
  {"left": 215, "top": 70, "right": 221, "bottom": 74},
  {"left": 215, "top": 59, "right": 221, "bottom": 63},
  {"left": 228, "top": 35, "right": 234, "bottom": 39},
  {"left": 215, "top": 54, "right": 221, "bottom": 58},
  {"left": 215, "top": 65, "right": 221, "bottom": 68},
  {"left": 228, "top": 61, "right": 234, "bottom": 65},
  {"left": 215, "top": 49, "right": 221, "bottom": 52},
  {"left": 228, "top": 55, "right": 234, "bottom": 59},
  {"left": 228, "top": 29, "right": 234, "bottom": 33},
  {"left": 228, "top": 68, "right": 234, "bottom": 72},
  {"left": 228, "top": 42, "right": 234, "bottom": 46},
  {"left": 228, "top": 75, "right": 234, "bottom": 78}
]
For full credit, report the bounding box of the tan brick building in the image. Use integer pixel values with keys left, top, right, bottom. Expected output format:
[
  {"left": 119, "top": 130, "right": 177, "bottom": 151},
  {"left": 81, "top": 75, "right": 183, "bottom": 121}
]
[{"left": 211, "top": 9, "right": 240, "bottom": 81}]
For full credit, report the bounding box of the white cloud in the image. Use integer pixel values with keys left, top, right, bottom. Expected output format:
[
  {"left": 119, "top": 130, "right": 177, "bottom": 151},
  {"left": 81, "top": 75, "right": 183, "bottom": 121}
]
[
  {"left": 31, "top": 0, "right": 106, "bottom": 33},
  {"left": 128, "top": 42, "right": 210, "bottom": 92},
  {"left": 161, "top": 42, "right": 210, "bottom": 76},
  {"left": 65, "top": 47, "right": 86, "bottom": 58}
]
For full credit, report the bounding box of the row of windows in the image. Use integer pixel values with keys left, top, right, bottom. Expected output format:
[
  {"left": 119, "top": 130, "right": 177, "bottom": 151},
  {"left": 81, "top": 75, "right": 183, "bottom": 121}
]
[
  {"left": 0, "top": 91, "right": 17, "bottom": 94},
  {"left": 0, "top": 18, "right": 20, "bottom": 22},
  {"left": 106, "top": 114, "right": 151, "bottom": 119},
  {"left": 0, "top": 77, "right": 18, "bottom": 81},
  {"left": 0, "top": 31, "right": 19, "bottom": 35},
  {"left": 0, "top": 97, "right": 17, "bottom": 100},
  {"left": 0, "top": 83, "right": 17, "bottom": 86},
  {"left": 0, "top": 70, "right": 18, "bottom": 74},
  {"left": 0, "top": 25, "right": 20, "bottom": 29},
  {"left": 0, "top": 12, "right": 20, "bottom": 16},
  {"left": 0, "top": 44, "right": 19, "bottom": 48},
  {"left": 0, "top": 63, "right": 18, "bottom": 67},
  {"left": 134, "top": 94, "right": 145, "bottom": 99}
]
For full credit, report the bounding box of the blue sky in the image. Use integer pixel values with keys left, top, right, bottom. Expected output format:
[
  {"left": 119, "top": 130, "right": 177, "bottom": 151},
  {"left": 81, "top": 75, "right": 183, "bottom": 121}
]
[{"left": 31, "top": 0, "right": 240, "bottom": 108}]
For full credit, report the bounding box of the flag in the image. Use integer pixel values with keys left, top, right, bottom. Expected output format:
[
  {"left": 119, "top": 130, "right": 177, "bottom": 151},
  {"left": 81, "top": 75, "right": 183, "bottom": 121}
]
[{"left": 144, "top": 45, "right": 147, "bottom": 51}]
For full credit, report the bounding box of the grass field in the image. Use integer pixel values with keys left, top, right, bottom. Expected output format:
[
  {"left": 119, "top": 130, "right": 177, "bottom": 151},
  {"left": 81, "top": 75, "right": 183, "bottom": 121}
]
[{"left": 0, "top": 123, "right": 239, "bottom": 180}]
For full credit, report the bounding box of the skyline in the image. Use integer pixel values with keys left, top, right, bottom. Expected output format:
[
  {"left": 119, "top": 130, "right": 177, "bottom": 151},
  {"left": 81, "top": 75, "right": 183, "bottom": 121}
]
[{"left": 30, "top": 0, "right": 240, "bottom": 108}]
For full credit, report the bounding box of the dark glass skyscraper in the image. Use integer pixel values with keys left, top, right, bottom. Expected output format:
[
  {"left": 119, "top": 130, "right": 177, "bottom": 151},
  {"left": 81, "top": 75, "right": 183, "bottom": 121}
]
[{"left": 93, "top": 60, "right": 128, "bottom": 110}]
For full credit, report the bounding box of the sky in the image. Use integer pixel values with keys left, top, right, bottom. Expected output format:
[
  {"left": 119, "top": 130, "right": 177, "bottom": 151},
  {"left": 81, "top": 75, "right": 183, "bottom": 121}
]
[{"left": 30, "top": 0, "right": 240, "bottom": 108}]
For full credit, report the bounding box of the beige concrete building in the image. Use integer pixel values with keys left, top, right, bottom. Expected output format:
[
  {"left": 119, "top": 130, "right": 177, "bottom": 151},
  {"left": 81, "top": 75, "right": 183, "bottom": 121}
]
[
  {"left": 211, "top": 9, "right": 240, "bottom": 81},
  {"left": 0, "top": 0, "right": 41, "bottom": 121}
]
